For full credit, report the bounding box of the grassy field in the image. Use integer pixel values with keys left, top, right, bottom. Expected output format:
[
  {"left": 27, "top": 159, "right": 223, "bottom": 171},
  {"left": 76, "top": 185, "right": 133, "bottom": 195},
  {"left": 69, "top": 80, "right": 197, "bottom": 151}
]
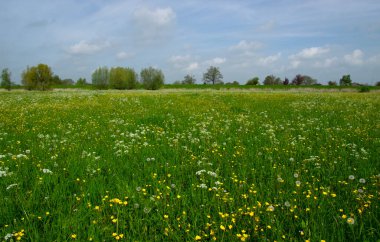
[{"left": 0, "top": 90, "right": 379, "bottom": 241}]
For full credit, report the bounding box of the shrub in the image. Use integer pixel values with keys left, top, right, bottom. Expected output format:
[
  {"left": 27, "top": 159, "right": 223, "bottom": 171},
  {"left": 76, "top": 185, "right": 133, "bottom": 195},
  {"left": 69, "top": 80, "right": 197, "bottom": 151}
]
[{"left": 140, "top": 67, "right": 165, "bottom": 90}]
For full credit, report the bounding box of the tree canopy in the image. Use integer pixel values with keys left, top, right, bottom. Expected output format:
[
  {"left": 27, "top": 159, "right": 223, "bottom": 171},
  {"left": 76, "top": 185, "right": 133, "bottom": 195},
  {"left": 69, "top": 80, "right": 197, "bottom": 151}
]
[
  {"left": 203, "top": 66, "right": 223, "bottom": 85},
  {"left": 140, "top": 67, "right": 165, "bottom": 90},
  {"left": 21, "top": 64, "right": 53, "bottom": 90},
  {"left": 1, "top": 68, "right": 12, "bottom": 90}
]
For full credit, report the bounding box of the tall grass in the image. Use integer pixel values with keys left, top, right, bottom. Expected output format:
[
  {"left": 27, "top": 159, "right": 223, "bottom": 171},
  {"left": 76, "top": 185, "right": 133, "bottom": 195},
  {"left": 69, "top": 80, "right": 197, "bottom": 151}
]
[{"left": 0, "top": 90, "right": 379, "bottom": 241}]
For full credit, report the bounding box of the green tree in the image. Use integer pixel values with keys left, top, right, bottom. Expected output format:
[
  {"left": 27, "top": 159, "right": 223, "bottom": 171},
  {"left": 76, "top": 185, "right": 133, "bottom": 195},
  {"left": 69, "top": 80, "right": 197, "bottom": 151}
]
[
  {"left": 246, "top": 77, "right": 259, "bottom": 85},
  {"left": 375, "top": 81, "right": 380, "bottom": 87},
  {"left": 21, "top": 64, "right": 53, "bottom": 90},
  {"left": 263, "top": 75, "right": 282, "bottom": 85},
  {"left": 291, "top": 74, "right": 304, "bottom": 85},
  {"left": 339, "top": 74, "right": 352, "bottom": 86},
  {"left": 182, "top": 74, "right": 196, "bottom": 84},
  {"left": 140, "top": 67, "right": 165, "bottom": 90},
  {"left": 1, "top": 68, "right": 12, "bottom": 91},
  {"left": 328, "top": 81, "right": 337, "bottom": 86},
  {"left": 303, "top": 75, "right": 318, "bottom": 85},
  {"left": 109, "top": 67, "right": 138, "bottom": 90},
  {"left": 203, "top": 66, "right": 223, "bottom": 85},
  {"left": 76, "top": 78, "right": 87, "bottom": 86},
  {"left": 92, "top": 67, "right": 109, "bottom": 89}
]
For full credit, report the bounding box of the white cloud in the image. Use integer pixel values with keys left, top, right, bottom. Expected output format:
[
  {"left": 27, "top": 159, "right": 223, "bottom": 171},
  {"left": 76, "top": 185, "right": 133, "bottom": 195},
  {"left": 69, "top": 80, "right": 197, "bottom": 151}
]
[
  {"left": 116, "top": 51, "right": 133, "bottom": 60},
  {"left": 230, "top": 40, "right": 262, "bottom": 53},
  {"left": 205, "top": 57, "right": 226, "bottom": 66},
  {"left": 290, "top": 47, "right": 330, "bottom": 59},
  {"left": 67, "top": 40, "right": 110, "bottom": 55},
  {"left": 185, "top": 62, "right": 199, "bottom": 72},
  {"left": 133, "top": 7, "right": 176, "bottom": 43},
  {"left": 169, "top": 55, "right": 191, "bottom": 63},
  {"left": 134, "top": 7, "right": 176, "bottom": 27},
  {"left": 344, "top": 49, "right": 364, "bottom": 65},
  {"left": 258, "top": 53, "right": 281, "bottom": 66},
  {"left": 314, "top": 57, "right": 338, "bottom": 68}
]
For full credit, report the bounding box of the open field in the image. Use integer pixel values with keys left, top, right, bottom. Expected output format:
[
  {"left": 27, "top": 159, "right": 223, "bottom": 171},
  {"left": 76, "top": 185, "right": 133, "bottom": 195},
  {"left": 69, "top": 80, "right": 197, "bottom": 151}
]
[{"left": 0, "top": 90, "right": 379, "bottom": 241}]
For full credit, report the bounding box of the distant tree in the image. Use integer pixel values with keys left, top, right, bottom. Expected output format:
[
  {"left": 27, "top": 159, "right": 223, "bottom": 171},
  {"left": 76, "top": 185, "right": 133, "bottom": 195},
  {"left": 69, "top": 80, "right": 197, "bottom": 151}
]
[
  {"left": 62, "top": 79, "right": 74, "bottom": 85},
  {"left": 328, "top": 81, "right": 337, "bottom": 86},
  {"left": 203, "top": 66, "right": 223, "bottom": 85},
  {"left": 1, "top": 68, "right": 12, "bottom": 91},
  {"left": 283, "top": 77, "right": 289, "bottom": 85},
  {"left": 291, "top": 74, "right": 304, "bottom": 85},
  {"left": 303, "top": 75, "right": 318, "bottom": 85},
  {"left": 109, "top": 67, "right": 138, "bottom": 90},
  {"left": 51, "top": 75, "right": 62, "bottom": 85},
  {"left": 76, "top": 78, "right": 87, "bottom": 85},
  {"left": 246, "top": 77, "right": 259, "bottom": 85},
  {"left": 173, "top": 80, "right": 181, "bottom": 85},
  {"left": 140, "top": 67, "right": 165, "bottom": 90},
  {"left": 339, "top": 74, "right": 352, "bottom": 86},
  {"left": 375, "top": 81, "right": 380, "bottom": 86},
  {"left": 263, "top": 75, "right": 282, "bottom": 85},
  {"left": 182, "top": 74, "right": 196, "bottom": 84},
  {"left": 21, "top": 64, "right": 53, "bottom": 90},
  {"left": 92, "top": 67, "right": 109, "bottom": 89}
]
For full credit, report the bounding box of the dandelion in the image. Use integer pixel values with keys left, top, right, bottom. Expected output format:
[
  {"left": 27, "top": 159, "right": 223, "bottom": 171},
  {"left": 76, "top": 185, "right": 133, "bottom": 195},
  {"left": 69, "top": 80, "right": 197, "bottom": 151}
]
[
  {"left": 71, "top": 234, "right": 77, "bottom": 239},
  {"left": 143, "top": 207, "right": 151, "bottom": 214},
  {"left": 266, "top": 205, "right": 275, "bottom": 212},
  {"left": 296, "top": 181, "right": 301, "bottom": 186},
  {"left": 348, "top": 175, "right": 355, "bottom": 180},
  {"left": 195, "top": 235, "right": 202, "bottom": 240},
  {"left": 347, "top": 217, "right": 355, "bottom": 225},
  {"left": 284, "top": 201, "right": 291, "bottom": 207},
  {"left": 220, "top": 225, "right": 226, "bottom": 231},
  {"left": 277, "top": 177, "right": 284, "bottom": 183},
  {"left": 294, "top": 173, "right": 299, "bottom": 178},
  {"left": 359, "top": 178, "right": 366, "bottom": 183}
]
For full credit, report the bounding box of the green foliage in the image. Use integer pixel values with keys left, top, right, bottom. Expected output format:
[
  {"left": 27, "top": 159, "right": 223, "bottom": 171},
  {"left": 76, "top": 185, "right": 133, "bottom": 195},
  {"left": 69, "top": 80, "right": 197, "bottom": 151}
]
[
  {"left": 203, "top": 66, "right": 223, "bottom": 84},
  {"left": 340, "top": 74, "right": 352, "bottom": 86},
  {"left": 246, "top": 77, "right": 259, "bottom": 85},
  {"left": 359, "top": 86, "right": 370, "bottom": 92},
  {"left": 140, "top": 67, "right": 165, "bottom": 90},
  {"left": 376, "top": 81, "right": 380, "bottom": 87},
  {"left": 291, "top": 74, "right": 317, "bottom": 85},
  {"left": 21, "top": 64, "right": 54, "bottom": 90},
  {"left": 76, "top": 78, "right": 87, "bottom": 86},
  {"left": 328, "top": 81, "right": 337, "bottom": 86},
  {"left": 109, "top": 67, "right": 138, "bottom": 90},
  {"left": 182, "top": 74, "right": 196, "bottom": 84},
  {"left": 0, "top": 91, "right": 379, "bottom": 241},
  {"left": 1, "top": 68, "right": 12, "bottom": 91},
  {"left": 92, "top": 67, "right": 109, "bottom": 89},
  {"left": 263, "top": 75, "right": 282, "bottom": 85}
]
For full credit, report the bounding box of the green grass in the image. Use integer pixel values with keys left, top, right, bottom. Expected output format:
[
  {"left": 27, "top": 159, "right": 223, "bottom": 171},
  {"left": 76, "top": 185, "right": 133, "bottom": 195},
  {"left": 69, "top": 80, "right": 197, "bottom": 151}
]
[{"left": 0, "top": 90, "right": 379, "bottom": 241}]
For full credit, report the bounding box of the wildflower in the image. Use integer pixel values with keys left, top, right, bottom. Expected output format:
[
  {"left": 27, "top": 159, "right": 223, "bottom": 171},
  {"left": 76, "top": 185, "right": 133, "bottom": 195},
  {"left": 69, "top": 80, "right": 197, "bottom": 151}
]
[
  {"left": 359, "top": 178, "right": 366, "bottom": 183},
  {"left": 143, "top": 207, "right": 151, "bottom": 214},
  {"left": 164, "top": 214, "right": 169, "bottom": 219},
  {"left": 42, "top": 168, "right": 53, "bottom": 174},
  {"left": 220, "top": 225, "right": 226, "bottom": 231},
  {"left": 4, "top": 233, "right": 13, "bottom": 240},
  {"left": 296, "top": 181, "right": 301, "bottom": 187},
  {"left": 266, "top": 205, "right": 275, "bottom": 212},
  {"left": 277, "top": 177, "right": 284, "bottom": 183},
  {"left": 71, "top": 234, "right": 77, "bottom": 239},
  {"left": 294, "top": 173, "right": 299, "bottom": 178},
  {"left": 348, "top": 175, "right": 355, "bottom": 180},
  {"left": 284, "top": 201, "right": 291, "bottom": 207},
  {"left": 195, "top": 235, "right": 202, "bottom": 240},
  {"left": 347, "top": 217, "right": 355, "bottom": 225}
]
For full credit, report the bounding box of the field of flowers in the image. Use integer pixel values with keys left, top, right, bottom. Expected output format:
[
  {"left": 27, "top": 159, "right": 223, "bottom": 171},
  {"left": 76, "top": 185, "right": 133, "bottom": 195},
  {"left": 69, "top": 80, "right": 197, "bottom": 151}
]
[{"left": 0, "top": 90, "right": 379, "bottom": 241}]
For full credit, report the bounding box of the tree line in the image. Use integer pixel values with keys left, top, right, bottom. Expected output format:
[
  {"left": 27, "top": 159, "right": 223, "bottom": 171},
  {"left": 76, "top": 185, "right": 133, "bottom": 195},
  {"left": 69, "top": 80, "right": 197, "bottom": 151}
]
[{"left": 1, "top": 64, "right": 379, "bottom": 91}]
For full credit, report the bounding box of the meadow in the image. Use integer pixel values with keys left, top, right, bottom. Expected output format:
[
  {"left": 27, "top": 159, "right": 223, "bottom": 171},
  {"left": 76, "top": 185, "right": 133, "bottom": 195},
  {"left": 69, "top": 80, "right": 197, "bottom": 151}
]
[{"left": 0, "top": 90, "right": 379, "bottom": 241}]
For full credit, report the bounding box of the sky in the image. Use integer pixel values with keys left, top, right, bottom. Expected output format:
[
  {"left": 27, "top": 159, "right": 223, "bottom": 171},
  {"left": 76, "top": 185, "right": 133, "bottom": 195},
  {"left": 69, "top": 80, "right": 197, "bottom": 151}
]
[{"left": 1, "top": 0, "right": 380, "bottom": 85}]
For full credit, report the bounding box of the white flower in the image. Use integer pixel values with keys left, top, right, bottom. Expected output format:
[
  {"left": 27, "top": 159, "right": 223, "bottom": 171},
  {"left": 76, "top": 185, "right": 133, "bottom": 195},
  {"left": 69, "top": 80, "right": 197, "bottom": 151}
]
[
  {"left": 199, "top": 183, "right": 208, "bottom": 189},
  {"left": 296, "top": 181, "right": 301, "bottom": 186},
  {"left": 284, "top": 201, "right": 291, "bottom": 207},
  {"left": 347, "top": 217, "right": 355, "bottom": 225},
  {"left": 359, "top": 178, "right": 366, "bottom": 184},
  {"left": 4, "top": 233, "right": 13, "bottom": 240},
  {"left": 277, "top": 177, "right": 284, "bottom": 183},
  {"left": 349, "top": 175, "right": 355, "bottom": 180},
  {"left": 293, "top": 173, "right": 299, "bottom": 178},
  {"left": 42, "top": 168, "right": 53, "bottom": 174}
]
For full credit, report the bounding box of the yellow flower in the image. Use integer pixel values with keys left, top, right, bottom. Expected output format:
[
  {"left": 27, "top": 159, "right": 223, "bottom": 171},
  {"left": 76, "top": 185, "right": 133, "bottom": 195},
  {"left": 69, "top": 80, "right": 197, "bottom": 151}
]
[
  {"left": 71, "top": 234, "right": 77, "bottom": 239},
  {"left": 195, "top": 235, "right": 202, "bottom": 240},
  {"left": 220, "top": 225, "right": 226, "bottom": 231},
  {"left": 347, "top": 217, "right": 355, "bottom": 225},
  {"left": 164, "top": 214, "right": 169, "bottom": 219}
]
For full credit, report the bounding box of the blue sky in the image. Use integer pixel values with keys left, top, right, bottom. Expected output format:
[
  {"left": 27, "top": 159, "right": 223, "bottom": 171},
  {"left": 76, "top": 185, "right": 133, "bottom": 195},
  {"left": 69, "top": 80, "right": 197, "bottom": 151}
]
[{"left": 1, "top": 0, "right": 379, "bottom": 84}]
